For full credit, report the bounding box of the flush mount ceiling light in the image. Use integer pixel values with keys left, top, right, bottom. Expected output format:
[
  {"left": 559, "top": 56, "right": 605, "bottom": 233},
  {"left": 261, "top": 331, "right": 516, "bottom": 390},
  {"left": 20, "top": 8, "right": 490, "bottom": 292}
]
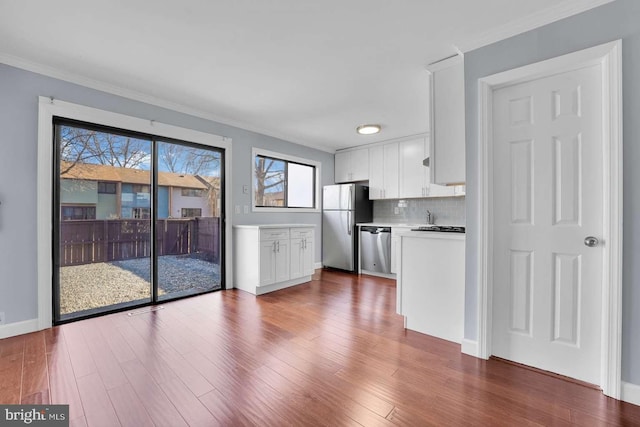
[{"left": 356, "top": 124, "right": 381, "bottom": 135}]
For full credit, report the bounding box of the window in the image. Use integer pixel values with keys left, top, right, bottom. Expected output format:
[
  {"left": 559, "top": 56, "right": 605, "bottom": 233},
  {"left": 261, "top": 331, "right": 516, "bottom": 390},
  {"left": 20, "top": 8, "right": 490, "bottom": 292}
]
[
  {"left": 98, "top": 181, "right": 117, "bottom": 194},
  {"left": 181, "top": 208, "right": 202, "bottom": 218},
  {"left": 181, "top": 188, "right": 203, "bottom": 197},
  {"left": 132, "top": 184, "right": 150, "bottom": 193},
  {"left": 132, "top": 207, "right": 150, "bottom": 219},
  {"left": 61, "top": 205, "right": 96, "bottom": 221},
  {"left": 253, "top": 149, "right": 320, "bottom": 212}
]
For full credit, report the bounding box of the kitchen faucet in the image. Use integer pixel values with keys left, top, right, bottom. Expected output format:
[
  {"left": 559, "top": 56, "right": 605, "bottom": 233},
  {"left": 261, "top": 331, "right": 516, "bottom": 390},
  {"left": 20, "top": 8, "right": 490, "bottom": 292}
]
[{"left": 426, "top": 210, "right": 434, "bottom": 225}]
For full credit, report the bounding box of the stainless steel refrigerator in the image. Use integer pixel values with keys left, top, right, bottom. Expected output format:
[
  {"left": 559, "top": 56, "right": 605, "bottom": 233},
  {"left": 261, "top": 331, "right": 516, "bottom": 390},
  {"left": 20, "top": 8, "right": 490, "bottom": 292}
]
[{"left": 322, "top": 184, "right": 373, "bottom": 272}]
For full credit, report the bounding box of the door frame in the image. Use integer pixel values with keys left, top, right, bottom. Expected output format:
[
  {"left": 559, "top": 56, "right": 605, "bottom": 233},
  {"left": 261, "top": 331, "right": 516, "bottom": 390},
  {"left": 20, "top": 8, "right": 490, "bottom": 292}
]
[
  {"left": 37, "top": 98, "right": 233, "bottom": 329},
  {"left": 476, "top": 40, "right": 622, "bottom": 398}
]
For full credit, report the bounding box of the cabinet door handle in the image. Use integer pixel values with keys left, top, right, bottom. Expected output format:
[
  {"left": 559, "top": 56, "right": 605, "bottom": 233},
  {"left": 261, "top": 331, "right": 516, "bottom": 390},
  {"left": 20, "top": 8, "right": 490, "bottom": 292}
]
[
  {"left": 272, "top": 241, "right": 276, "bottom": 252},
  {"left": 277, "top": 240, "right": 280, "bottom": 252}
]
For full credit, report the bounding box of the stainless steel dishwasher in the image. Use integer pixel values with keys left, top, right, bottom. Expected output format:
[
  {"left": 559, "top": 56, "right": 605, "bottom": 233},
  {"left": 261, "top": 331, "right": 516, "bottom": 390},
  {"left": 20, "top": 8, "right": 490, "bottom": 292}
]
[{"left": 360, "top": 226, "right": 392, "bottom": 273}]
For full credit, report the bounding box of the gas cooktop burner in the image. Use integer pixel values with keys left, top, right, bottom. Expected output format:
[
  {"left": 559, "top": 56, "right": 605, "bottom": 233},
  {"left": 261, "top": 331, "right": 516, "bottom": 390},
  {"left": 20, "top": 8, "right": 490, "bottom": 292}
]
[{"left": 411, "top": 225, "right": 466, "bottom": 233}]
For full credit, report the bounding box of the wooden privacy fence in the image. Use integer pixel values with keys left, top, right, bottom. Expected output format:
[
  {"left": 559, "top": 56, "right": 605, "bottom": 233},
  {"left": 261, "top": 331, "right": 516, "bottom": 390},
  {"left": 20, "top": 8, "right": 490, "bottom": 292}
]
[{"left": 59, "top": 217, "right": 220, "bottom": 267}]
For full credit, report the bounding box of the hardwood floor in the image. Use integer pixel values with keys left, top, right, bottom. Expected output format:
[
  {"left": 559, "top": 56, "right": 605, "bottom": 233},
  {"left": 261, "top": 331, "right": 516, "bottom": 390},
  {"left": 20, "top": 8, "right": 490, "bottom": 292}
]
[{"left": 1, "top": 269, "right": 639, "bottom": 426}]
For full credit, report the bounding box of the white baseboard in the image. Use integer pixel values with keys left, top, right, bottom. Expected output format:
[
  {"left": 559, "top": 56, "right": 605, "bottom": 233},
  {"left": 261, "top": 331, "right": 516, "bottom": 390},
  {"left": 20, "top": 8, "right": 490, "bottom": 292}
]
[
  {"left": 0, "top": 318, "right": 40, "bottom": 339},
  {"left": 461, "top": 338, "right": 480, "bottom": 357},
  {"left": 314, "top": 262, "right": 323, "bottom": 269},
  {"left": 622, "top": 381, "right": 640, "bottom": 407}
]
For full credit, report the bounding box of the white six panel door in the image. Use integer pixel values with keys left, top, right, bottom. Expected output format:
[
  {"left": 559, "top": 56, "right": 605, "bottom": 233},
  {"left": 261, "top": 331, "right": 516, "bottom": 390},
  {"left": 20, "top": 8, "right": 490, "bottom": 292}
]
[{"left": 492, "top": 63, "right": 604, "bottom": 385}]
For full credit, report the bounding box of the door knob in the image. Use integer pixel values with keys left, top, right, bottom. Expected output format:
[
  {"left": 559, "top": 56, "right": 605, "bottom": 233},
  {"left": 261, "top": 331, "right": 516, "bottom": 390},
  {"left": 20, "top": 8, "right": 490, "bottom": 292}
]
[{"left": 584, "top": 236, "right": 599, "bottom": 247}]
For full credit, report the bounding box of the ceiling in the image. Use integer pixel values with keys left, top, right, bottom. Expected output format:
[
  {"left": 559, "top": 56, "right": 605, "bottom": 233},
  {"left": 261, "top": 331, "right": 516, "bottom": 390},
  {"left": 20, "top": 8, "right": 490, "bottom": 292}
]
[{"left": 0, "top": 0, "right": 612, "bottom": 152}]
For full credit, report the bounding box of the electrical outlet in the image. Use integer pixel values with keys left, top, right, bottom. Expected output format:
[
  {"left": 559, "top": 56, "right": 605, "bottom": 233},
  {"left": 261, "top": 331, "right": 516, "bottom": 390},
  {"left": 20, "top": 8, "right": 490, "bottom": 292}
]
[
  {"left": 235, "top": 205, "right": 241, "bottom": 214},
  {"left": 243, "top": 205, "right": 249, "bottom": 214},
  {"left": 0, "top": 312, "right": 5, "bottom": 325}
]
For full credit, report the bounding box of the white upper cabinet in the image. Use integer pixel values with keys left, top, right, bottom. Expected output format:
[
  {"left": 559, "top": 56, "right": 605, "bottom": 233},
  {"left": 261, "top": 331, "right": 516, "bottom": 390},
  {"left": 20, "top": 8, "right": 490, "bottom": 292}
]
[
  {"left": 334, "top": 147, "right": 369, "bottom": 183},
  {"left": 399, "top": 137, "right": 428, "bottom": 198},
  {"left": 428, "top": 55, "right": 466, "bottom": 185},
  {"left": 369, "top": 143, "right": 399, "bottom": 200},
  {"left": 398, "top": 136, "right": 455, "bottom": 198}
]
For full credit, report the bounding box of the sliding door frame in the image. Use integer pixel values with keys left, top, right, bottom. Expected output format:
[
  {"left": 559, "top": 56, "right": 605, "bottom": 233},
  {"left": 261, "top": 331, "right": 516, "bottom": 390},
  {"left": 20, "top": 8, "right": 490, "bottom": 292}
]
[{"left": 38, "top": 98, "right": 232, "bottom": 329}]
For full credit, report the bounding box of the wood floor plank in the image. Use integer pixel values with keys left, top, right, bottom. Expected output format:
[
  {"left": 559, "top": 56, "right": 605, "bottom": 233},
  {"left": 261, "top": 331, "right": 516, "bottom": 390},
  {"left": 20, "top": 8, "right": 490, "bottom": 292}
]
[
  {"left": 0, "top": 353, "right": 23, "bottom": 404},
  {"left": 107, "top": 383, "right": 155, "bottom": 427},
  {"left": 76, "top": 373, "right": 121, "bottom": 427},
  {"left": 120, "top": 359, "right": 188, "bottom": 427},
  {"left": 2, "top": 268, "right": 640, "bottom": 426},
  {"left": 21, "top": 331, "right": 49, "bottom": 403},
  {"left": 156, "top": 375, "right": 218, "bottom": 427},
  {"left": 78, "top": 321, "right": 127, "bottom": 391},
  {"left": 46, "top": 339, "right": 84, "bottom": 421}
]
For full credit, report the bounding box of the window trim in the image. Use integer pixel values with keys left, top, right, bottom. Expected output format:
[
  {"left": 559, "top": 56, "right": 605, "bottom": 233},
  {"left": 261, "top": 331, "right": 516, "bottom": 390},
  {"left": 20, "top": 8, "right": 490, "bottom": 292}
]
[{"left": 251, "top": 148, "right": 321, "bottom": 213}]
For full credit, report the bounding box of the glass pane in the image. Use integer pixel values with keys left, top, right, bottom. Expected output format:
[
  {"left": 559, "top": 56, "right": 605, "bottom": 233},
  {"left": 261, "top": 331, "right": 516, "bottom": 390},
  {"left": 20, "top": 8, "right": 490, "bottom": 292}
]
[
  {"left": 287, "top": 163, "right": 314, "bottom": 208},
  {"left": 57, "top": 124, "right": 152, "bottom": 321},
  {"left": 254, "top": 156, "right": 285, "bottom": 206},
  {"left": 156, "top": 141, "right": 223, "bottom": 300}
]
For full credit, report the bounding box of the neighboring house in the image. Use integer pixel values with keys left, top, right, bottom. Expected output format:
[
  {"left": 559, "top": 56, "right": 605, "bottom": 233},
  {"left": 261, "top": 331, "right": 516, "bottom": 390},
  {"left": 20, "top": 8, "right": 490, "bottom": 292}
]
[{"left": 60, "top": 161, "right": 220, "bottom": 219}]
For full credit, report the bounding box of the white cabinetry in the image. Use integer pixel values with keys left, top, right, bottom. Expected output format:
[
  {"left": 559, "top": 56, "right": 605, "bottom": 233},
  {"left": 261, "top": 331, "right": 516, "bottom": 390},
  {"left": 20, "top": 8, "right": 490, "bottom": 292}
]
[
  {"left": 234, "top": 225, "right": 315, "bottom": 295},
  {"left": 369, "top": 143, "right": 399, "bottom": 200},
  {"left": 259, "top": 228, "right": 290, "bottom": 286},
  {"left": 390, "top": 226, "right": 413, "bottom": 274},
  {"left": 398, "top": 232, "right": 465, "bottom": 343},
  {"left": 399, "top": 137, "right": 428, "bottom": 198},
  {"left": 428, "top": 55, "right": 466, "bottom": 185},
  {"left": 290, "top": 227, "right": 314, "bottom": 279},
  {"left": 335, "top": 148, "right": 369, "bottom": 183},
  {"left": 398, "top": 137, "right": 456, "bottom": 199}
]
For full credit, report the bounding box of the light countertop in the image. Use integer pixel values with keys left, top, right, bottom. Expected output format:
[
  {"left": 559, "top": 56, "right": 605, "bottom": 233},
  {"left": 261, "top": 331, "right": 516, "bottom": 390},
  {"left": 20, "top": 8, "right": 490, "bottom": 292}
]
[
  {"left": 233, "top": 224, "right": 316, "bottom": 229},
  {"left": 400, "top": 230, "right": 466, "bottom": 240}
]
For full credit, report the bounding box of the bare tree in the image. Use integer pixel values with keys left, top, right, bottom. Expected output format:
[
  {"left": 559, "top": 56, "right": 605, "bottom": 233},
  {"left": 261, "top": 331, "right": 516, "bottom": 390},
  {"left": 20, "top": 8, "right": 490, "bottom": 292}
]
[
  {"left": 254, "top": 157, "right": 284, "bottom": 206},
  {"left": 158, "top": 144, "right": 219, "bottom": 175},
  {"left": 59, "top": 125, "right": 150, "bottom": 175},
  {"left": 59, "top": 127, "right": 101, "bottom": 175}
]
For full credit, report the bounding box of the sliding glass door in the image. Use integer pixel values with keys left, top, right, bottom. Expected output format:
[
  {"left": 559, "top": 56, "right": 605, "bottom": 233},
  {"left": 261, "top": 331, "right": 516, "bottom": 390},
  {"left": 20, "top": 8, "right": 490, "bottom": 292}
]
[
  {"left": 156, "top": 140, "right": 223, "bottom": 301},
  {"left": 54, "top": 120, "right": 224, "bottom": 323}
]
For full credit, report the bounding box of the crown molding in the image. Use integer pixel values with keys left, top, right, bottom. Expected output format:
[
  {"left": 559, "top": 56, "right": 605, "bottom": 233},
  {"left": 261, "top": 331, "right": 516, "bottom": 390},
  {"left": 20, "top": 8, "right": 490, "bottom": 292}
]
[
  {"left": 455, "top": 0, "right": 616, "bottom": 53},
  {"left": 0, "top": 52, "right": 336, "bottom": 154}
]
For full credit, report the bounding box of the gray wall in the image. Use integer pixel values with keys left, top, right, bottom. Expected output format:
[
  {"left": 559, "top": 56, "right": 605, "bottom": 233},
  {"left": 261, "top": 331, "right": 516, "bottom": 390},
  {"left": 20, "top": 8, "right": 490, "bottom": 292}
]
[
  {"left": 0, "top": 63, "right": 334, "bottom": 326},
  {"left": 464, "top": 0, "right": 640, "bottom": 385}
]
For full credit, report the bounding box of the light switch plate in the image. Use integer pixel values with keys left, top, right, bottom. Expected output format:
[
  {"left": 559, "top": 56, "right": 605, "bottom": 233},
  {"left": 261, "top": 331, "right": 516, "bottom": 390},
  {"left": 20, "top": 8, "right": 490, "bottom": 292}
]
[
  {"left": 242, "top": 185, "right": 249, "bottom": 194},
  {"left": 235, "top": 205, "right": 241, "bottom": 214},
  {"left": 243, "top": 205, "right": 249, "bottom": 214}
]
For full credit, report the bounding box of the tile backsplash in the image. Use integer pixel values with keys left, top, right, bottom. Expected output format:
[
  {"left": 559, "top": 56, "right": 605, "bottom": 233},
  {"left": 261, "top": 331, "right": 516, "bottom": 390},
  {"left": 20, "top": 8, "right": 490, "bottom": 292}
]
[{"left": 373, "top": 197, "right": 465, "bottom": 225}]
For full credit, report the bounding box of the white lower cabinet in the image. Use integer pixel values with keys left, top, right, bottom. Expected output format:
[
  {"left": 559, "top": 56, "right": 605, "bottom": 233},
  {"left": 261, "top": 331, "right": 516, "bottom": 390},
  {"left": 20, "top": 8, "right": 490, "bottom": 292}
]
[
  {"left": 234, "top": 225, "right": 315, "bottom": 295},
  {"left": 398, "top": 232, "right": 465, "bottom": 343},
  {"left": 390, "top": 226, "right": 413, "bottom": 274},
  {"left": 290, "top": 228, "right": 314, "bottom": 279}
]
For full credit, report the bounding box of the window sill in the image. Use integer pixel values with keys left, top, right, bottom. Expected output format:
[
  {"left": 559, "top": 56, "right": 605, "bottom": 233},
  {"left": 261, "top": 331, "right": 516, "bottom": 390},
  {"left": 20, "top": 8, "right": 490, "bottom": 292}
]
[{"left": 252, "top": 207, "right": 320, "bottom": 213}]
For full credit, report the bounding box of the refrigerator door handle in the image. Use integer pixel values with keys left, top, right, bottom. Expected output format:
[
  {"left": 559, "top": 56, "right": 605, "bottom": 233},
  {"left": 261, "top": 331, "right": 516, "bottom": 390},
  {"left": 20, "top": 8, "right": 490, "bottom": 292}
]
[
  {"left": 348, "top": 185, "right": 353, "bottom": 211},
  {"left": 347, "top": 210, "right": 352, "bottom": 236}
]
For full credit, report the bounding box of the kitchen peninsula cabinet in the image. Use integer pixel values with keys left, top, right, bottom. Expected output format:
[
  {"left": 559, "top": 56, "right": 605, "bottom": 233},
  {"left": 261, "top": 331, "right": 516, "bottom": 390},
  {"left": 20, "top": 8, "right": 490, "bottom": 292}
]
[{"left": 233, "top": 225, "right": 315, "bottom": 295}]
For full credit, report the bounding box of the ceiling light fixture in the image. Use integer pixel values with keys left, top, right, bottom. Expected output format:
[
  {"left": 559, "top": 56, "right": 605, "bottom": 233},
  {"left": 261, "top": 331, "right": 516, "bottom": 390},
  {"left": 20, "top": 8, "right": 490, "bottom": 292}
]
[{"left": 356, "top": 124, "right": 381, "bottom": 135}]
